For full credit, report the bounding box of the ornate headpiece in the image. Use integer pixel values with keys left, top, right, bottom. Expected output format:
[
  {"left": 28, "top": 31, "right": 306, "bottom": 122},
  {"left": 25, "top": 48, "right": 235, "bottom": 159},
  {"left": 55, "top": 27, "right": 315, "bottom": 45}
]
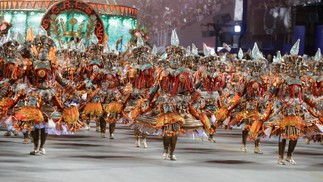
[
  {"left": 199, "top": 43, "right": 218, "bottom": 67},
  {"left": 165, "top": 29, "right": 185, "bottom": 57},
  {"left": 182, "top": 44, "right": 200, "bottom": 70},
  {"left": 32, "top": 30, "right": 55, "bottom": 49},
  {"left": 311, "top": 48, "right": 323, "bottom": 77},
  {"left": 87, "top": 34, "right": 104, "bottom": 54},
  {"left": 270, "top": 51, "right": 283, "bottom": 74},
  {"left": 281, "top": 39, "right": 308, "bottom": 77},
  {"left": 245, "top": 43, "right": 268, "bottom": 76},
  {"left": 32, "top": 28, "right": 56, "bottom": 63},
  {"left": 132, "top": 34, "right": 151, "bottom": 58},
  {"left": 230, "top": 48, "right": 247, "bottom": 73}
]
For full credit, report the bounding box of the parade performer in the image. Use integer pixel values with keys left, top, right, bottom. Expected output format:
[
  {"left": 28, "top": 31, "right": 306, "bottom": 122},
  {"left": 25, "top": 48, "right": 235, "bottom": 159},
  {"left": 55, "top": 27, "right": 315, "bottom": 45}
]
[
  {"left": 125, "top": 36, "right": 159, "bottom": 147},
  {"left": 228, "top": 44, "right": 272, "bottom": 154},
  {"left": 79, "top": 38, "right": 104, "bottom": 132},
  {"left": 304, "top": 49, "right": 323, "bottom": 144},
  {"left": 194, "top": 45, "right": 231, "bottom": 142},
  {"left": 100, "top": 46, "right": 125, "bottom": 139},
  {"left": 0, "top": 37, "right": 26, "bottom": 138},
  {"left": 16, "top": 36, "right": 36, "bottom": 143},
  {"left": 146, "top": 30, "right": 209, "bottom": 160},
  {"left": 266, "top": 40, "right": 313, "bottom": 165},
  {"left": 13, "top": 29, "right": 77, "bottom": 155}
]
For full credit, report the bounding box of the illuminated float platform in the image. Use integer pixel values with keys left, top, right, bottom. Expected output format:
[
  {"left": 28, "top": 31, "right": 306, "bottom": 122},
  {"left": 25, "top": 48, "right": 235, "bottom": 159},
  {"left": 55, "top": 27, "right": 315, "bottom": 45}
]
[{"left": 0, "top": 0, "right": 138, "bottom": 50}]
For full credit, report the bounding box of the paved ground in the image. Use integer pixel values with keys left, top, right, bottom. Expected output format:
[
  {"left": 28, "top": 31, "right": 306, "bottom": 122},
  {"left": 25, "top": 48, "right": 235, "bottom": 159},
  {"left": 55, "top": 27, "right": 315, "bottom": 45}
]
[{"left": 0, "top": 125, "right": 322, "bottom": 182}]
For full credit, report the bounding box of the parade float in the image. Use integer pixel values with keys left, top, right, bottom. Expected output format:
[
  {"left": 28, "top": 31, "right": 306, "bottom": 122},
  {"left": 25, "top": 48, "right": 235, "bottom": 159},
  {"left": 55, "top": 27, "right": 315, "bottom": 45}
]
[{"left": 0, "top": 0, "right": 138, "bottom": 50}]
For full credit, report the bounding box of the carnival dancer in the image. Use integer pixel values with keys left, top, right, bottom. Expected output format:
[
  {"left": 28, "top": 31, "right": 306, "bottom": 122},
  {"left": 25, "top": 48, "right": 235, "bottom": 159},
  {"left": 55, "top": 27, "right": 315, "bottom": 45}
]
[
  {"left": 228, "top": 44, "right": 272, "bottom": 154},
  {"left": 99, "top": 46, "right": 125, "bottom": 139},
  {"left": 266, "top": 40, "right": 314, "bottom": 165},
  {"left": 209, "top": 49, "right": 245, "bottom": 134},
  {"left": 128, "top": 96, "right": 156, "bottom": 147},
  {"left": 13, "top": 29, "right": 77, "bottom": 155},
  {"left": 16, "top": 38, "right": 36, "bottom": 143},
  {"left": 0, "top": 37, "right": 27, "bottom": 138},
  {"left": 194, "top": 45, "right": 231, "bottom": 142},
  {"left": 125, "top": 36, "right": 159, "bottom": 147},
  {"left": 304, "top": 49, "right": 323, "bottom": 145},
  {"left": 146, "top": 30, "right": 209, "bottom": 160},
  {"left": 79, "top": 38, "right": 104, "bottom": 132}
]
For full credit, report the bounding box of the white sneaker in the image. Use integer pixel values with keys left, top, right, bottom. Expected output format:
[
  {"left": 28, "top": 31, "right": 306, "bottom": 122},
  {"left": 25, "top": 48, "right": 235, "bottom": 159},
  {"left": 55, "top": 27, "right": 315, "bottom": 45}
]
[
  {"left": 162, "top": 153, "right": 168, "bottom": 160},
  {"left": 135, "top": 139, "right": 140, "bottom": 147},
  {"left": 286, "top": 157, "right": 296, "bottom": 165},
  {"left": 39, "top": 148, "right": 46, "bottom": 155},
  {"left": 101, "top": 133, "right": 107, "bottom": 138},
  {"left": 241, "top": 146, "right": 248, "bottom": 153},
  {"left": 208, "top": 137, "right": 216, "bottom": 143},
  {"left": 169, "top": 154, "right": 177, "bottom": 161},
  {"left": 277, "top": 157, "right": 285, "bottom": 165},
  {"left": 142, "top": 139, "right": 148, "bottom": 148},
  {"left": 109, "top": 133, "right": 114, "bottom": 139},
  {"left": 85, "top": 124, "right": 90, "bottom": 131},
  {"left": 254, "top": 147, "right": 263, "bottom": 154},
  {"left": 22, "top": 138, "right": 29, "bottom": 144}
]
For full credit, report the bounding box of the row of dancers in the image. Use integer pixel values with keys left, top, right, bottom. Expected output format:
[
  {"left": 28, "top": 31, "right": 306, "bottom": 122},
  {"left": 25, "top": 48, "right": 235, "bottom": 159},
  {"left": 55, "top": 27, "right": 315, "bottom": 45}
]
[{"left": 0, "top": 28, "right": 322, "bottom": 164}]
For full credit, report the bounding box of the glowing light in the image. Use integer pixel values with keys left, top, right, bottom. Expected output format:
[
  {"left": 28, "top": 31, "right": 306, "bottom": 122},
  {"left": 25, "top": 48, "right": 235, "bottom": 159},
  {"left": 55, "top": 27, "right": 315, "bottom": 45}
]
[
  {"left": 123, "top": 19, "right": 133, "bottom": 29},
  {"left": 234, "top": 25, "right": 241, "bottom": 33},
  {"left": 4, "top": 12, "right": 12, "bottom": 22},
  {"left": 108, "top": 18, "right": 120, "bottom": 26}
]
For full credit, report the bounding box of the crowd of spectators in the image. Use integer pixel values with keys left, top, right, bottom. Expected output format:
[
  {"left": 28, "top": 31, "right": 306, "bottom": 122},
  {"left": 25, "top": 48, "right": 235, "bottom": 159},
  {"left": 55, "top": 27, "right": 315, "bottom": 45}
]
[{"left": 133, "top": 0, "right": 233, "bottom": 33}]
